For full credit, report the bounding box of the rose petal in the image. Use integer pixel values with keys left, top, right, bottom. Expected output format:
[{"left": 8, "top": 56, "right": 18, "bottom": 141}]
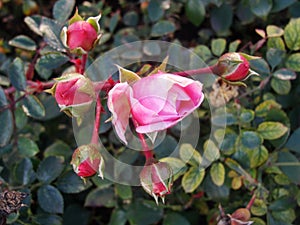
[{"left": 107, "top": 83, "right": 132, "bottom": 144}]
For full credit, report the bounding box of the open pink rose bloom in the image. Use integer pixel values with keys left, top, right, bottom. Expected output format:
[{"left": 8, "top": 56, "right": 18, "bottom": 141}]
[{"left": 107, "top": 73, "right": 204, "bottom": 144}]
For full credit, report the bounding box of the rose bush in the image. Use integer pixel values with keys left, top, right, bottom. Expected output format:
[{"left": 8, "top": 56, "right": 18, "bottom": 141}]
[{"left": 107, "top": 72, "right": 204, "bottom": 144}]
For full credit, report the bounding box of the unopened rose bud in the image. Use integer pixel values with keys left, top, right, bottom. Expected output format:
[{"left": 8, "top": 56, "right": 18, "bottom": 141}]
[
  {"left": 71, "top": 144, "right": 104, "bottom": 179},
  {"left": 214, "top": 52, "right": 260, "bottom": 86},
  {"left": 230, "top": 208, "right": 253, "bottom": 225},
  {"left": 47, "top": 73, "right": 95, "bottom": 118},
  {"left": 216, "top": 52, "right": 250, "bottom": 82},
  {"left": 140, "top": 160, "right": 173, "bottom": 204},
  {"left": 61, "top": 9, "right": 101, "bottom": 54}
]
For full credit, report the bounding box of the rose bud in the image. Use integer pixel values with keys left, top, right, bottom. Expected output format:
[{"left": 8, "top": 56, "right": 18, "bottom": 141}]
[
  {"left": 61, "top": 9, "right": 101, "bottom": 54},
  {"left": 215, "top": 52, "right": 259, "bottom": 85},
  {"left": 47, "top": 73, "right": 96, "bottom": 118},
  {"left": 71, "top": 144, "right": 104, "bottom": 179},
  {"left": 140, "top": 160, "right": 173, "bottom": 204},
  {"left": 230, "top": 208, "right": 253, "bottom": 225}
]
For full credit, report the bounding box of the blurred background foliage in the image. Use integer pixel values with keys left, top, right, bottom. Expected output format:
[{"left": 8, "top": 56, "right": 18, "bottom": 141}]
[{"left": 0, "top": 0, "right": 300, "bottom": 224}]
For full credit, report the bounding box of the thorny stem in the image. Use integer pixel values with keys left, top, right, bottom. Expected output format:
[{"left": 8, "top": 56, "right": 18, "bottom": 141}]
[
  {"left": 91, "top": 96, "right": 101, "bottom": 144},
  {"left": 173, "top": 64, "right": 219, "bottom": 77},
  {"left": 246, "top": 193, "right": 256, "bottom": 210},
  {"left": 80, "top": 54, "right": 88, "bottom": 74}
]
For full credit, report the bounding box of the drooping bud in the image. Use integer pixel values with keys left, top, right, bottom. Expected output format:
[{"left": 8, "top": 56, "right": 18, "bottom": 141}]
[
  {"left": 230, "top": 208, "right": 253, "bottom": 225},
  {"left": 61, "top": 9, "right": 101, "bottom": 54},
  {"left": 47, "top": 73, "right": 96, "bottom": 118},
  {"left": 140, "top": 160, "right": 173, "bottom": 204},
  {"left": 70, "top": 144, "right": 104, "bottom": 179},
  {"left": 215, "top": 52, "right": 259, "bottom": 86}
]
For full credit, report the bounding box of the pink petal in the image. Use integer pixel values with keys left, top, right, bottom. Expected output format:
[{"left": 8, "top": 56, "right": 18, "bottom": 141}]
[{"left": 107, "top": 83, "right": 132, "bottom": 144}]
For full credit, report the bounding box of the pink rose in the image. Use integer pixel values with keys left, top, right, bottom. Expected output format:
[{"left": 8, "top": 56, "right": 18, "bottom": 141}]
[
  {"left": 61, "top": 11, "right": 101, "bottom": 54},
  {"left": 71, "top": 144, "right": 104, "bottom": 179},
  {"left": 66, "top": 21, "right": 98, "bottom": 52},
  {"left": 50, "top": 73, "right": 95, "bottom": 117},
  {"left": 107, "top": 73, "right": 204, "bottom": 144},
  {"left": 140, "top": 160, "right": 173, "bottom": 204},
  {"left": 216, "top": 52, "right": 250, "bottom": 82}
]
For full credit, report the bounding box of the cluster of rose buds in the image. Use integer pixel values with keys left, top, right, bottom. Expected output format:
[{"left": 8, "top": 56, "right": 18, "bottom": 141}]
[{"left": 48, "top": 9, "right": 258, "bottom": 204}]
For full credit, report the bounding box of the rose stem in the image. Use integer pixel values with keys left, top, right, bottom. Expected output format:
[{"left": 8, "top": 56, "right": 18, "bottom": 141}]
[
  {"left": 80, "top": 53, "right": 88, "bottom": 74},
  {"left": 91, "top": 95, "right": 101, "bottom": 144},
  {"left": 133, "top": 120, "right": 154, "bottom": 160},
  {"left": 173, "top": 64, "right": 220, "bottom": 77},
  {"left": 246, "top": 193, "right": 256, "bottom": 210}
]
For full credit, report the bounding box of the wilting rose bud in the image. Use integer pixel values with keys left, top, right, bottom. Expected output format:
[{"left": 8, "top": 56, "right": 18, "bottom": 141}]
[
  {"left": 215, "top": 53, "right": 253, "bottom": 84},
  {"left": 140, "top": 160, "right": 173, "bottom": 204},
  {"left": 71, "top": 144, "right": 104, "bottom": 179},
  {"left": 47, "top": 73, "right": 95, "bottom": 118},
  {"left": 230, "top": 208, "right": 253, "bottom": 225},
  {"left": 61, "top": 9, "right": 101, "bottom": 54}
]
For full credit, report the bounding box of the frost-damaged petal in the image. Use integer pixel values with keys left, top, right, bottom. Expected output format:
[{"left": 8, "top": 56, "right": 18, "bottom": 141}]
[{"left": 107, "top": 82, "right": 132, "bottom": 145}]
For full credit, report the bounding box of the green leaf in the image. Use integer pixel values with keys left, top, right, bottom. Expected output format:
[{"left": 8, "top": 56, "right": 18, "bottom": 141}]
[
  {"left": 37, "top": 156, "right": 64, "bottom": 184},
  {"left": 267, "top": 37, "right": 286, "bottom": 51},
  {"left": 273, "top": 68, "right": 297, "bottom": 80},
  {"left": 9, "top": 35, "right": 37, "bottom": 51},
  {"left": 284, "top": 18, "right": 300, "bottom": 51},
  {"left": 18, "top": 136, "right": 39, "bottom": 157},
  {"left": 250, "top": 0, "right": 273, "bottom": 18},
  {"left": 108, "top": 209, "right": 127, "bottom": 225},
  {"left": 0, "top": 87, "right": 13, "bottom": 147},
  {"left": 38, "top": 185, "right": 64, "bottom": 214},
  {"left": 219, "top": 132, "right": 237, "bottom": 155},
  {"left": 240, "top": 109, "right": 255, "bottom": 123},
  {"left": 44, "top": 140, "right": 72, "bottom": 159},
  {"left": 271, "top": 0, "right": 296, "bottom": 12},
  {"left": 151, "top": 20, "right": 176, "bottom": 37},
  {"left": 251, "top": 199, "right": 268, "bottom": 216},
  {"left": 203, "top": 140, "right": 220, "bottom": 164},
  {"left": 148, "top": 0, "right": 164, "bottom": 22},
  {"left": 285, "top": 53, "right": 300, "bottom": 71},
  {"left": 123, "top": 11, "right": 139, "bottom": 27},
  {"left": 85, "top": 187, "right": 115, "bottom": 208},
  {"left": 211, "top": 38, "right": 226, "bottom": 56},
  {"left": 182, "top": 167, "right": 205, "bottom": 193},
  {"left": 34, "top": 214, "right": 62, "bottom": 225},
  {"left": 229, "top": 40, "right": 241, "bottom": 52},
  {"left": 185, "top": 0, "right": 205, "bottom": 27},
  {"left": 266, "top": 25, "right": 284, "bottom": 37},
  {"left": 255, "top": 99, "right": 281, "bottom": 117},
  {"left": 22, "top": 95, "right": 45, "bottom": 119},
  {"left": 127, "top": 200, "right": 163, "bottom": 225},
  {"left": 63, "top": 204, "right": 90, "bottom": 225},
  {"left": 179, "top": 143, "right": 202, "bottom": 167},
  {"left": 249, "top": 58, "right": 270, "bottom": 78},
  {"left": 115, "top": 184, "right": 132, "bottom": 200},
  {"left": 203, "top": 175, "right": 230, "bottom": 200},
  {"left": 143, "top": 42, "right": 161, "bottom": 56},
  {"left": 257, "top": 122, "right": 288, "bottom": 140},
  {"left": 266, "top": 48, "right": 285, "bottom": 69},
  {"left": 210, "top": 3, "right": 233, "bottom": 35},
  {"left": 109, "top": 12, "right": 120, "bottom": 33},
  {"left": 13, "top": 157, "right": 35, "bottom": 185},
  {"left": 8, "top": 57, "right": 26, "bottom": 91},
  {"left": 271, "top": 78, "right": 291, "bottom": 95},
  {"left": 163, "top": 212, "right": 190, "bottom": 225},
  {"left": 193, "top": 45, "right": 212, "bottom": 61},
  {"left": 160, "top": 157, "right": 186, "bottom": 180},
  {"left": 210, "top": 162, "right": 225, "bottom": 186},
  {"left": 277, "top": 151, "right": 300, "bottom": 184},
  {"left": 36, "top": 52, "right": 69, "bottom": 70},
  {"left": 53, "top": 0, "right": 75, "bottom": 22},
  {"left": 56, "top": 170, "right": 92, "bottom": 194},
  {"left": 285, "top": 127, "right": 300, "bottom": 153},
  {"left": 240, "top": 131, "right": 263, "bottom": 149},
  {"left": 249, "top": 145, "right": 269, "bottom": 168},
  {"left": 117, "top": 65, "right": 140, "bottom": 83}
]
